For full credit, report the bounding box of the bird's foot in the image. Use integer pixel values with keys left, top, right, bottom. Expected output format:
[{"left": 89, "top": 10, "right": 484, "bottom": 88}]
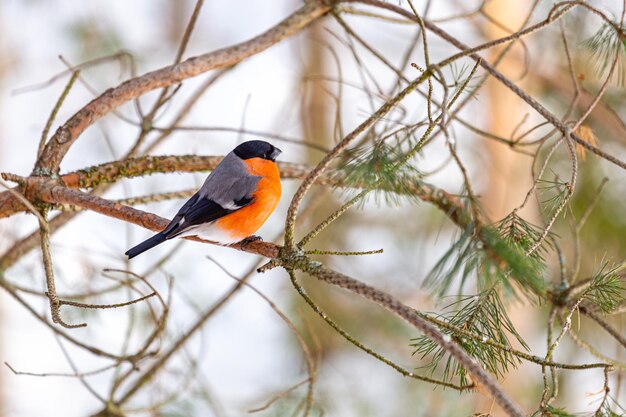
[{"left": 239, "top": 235, "right": 263, "bottom": 250}]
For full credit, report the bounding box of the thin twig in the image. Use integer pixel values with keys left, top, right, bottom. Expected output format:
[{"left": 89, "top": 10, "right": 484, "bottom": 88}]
[
  {"left": 57, "top": 292, "right": 156, "bottom": 310},
  {"left": 37, "top": 71, "right": 81, "bottom": 160}
]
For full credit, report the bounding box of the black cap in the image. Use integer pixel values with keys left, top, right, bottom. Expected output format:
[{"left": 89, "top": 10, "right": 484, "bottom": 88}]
[{"left": 233, "top": 140, "right": 282, "bottom": 162}]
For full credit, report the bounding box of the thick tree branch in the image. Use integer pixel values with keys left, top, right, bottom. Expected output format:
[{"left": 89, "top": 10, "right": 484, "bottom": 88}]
[
  {"left": 37, "top": 184, "right": 280, "bottom": 259},
  {"left": 34, "top": 1, "right": 332, "bottom": 174}
]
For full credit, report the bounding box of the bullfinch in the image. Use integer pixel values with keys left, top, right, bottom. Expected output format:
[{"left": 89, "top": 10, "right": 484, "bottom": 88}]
[{"left": 125, "top": 140, "right": 282, "bottom": 259}]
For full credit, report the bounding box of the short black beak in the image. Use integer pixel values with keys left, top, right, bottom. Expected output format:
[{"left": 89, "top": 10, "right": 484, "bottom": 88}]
[{"left": 270, "top": 147, "right": 282, "bottom": 161}]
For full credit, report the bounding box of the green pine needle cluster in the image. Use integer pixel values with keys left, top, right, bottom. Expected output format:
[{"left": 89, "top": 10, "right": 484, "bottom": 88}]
[
  {"left": 336, "top": 139, "right": 424, "bottom": 206},
  {"left": 410, "top": 289, "right": 526, "bottom": 386},
  {"left": 582, "top": 21, "right": 626, "bottom": 86},
  {"left": 497, "top": 212, "right": 553, "bottom": 264},
  {"left": 581, "top": 262, "right": 625, "bottom": 314},
  {"left": 424, "top": 223, "right": 545, "bottom": 298},
  {"left": 424, "top": 226, "right": 477, "bottom": 296},
  {"left": 536, "top": 176, "right": 570, "bottom": 218},
  {"left": 481, "top": 226, "right": 546, "bottom": 296}
]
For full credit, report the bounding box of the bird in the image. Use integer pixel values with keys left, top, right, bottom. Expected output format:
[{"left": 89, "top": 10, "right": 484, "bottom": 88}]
[{"left": 125, "top": 140, "right": 282, "bottom": 259}]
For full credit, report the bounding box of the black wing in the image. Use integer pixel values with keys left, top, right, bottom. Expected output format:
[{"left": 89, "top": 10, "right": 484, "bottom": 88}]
[
  {"left": 126, "top": 193, "right": 253, "bottom": 259},
  {"left": 161, "top": 193, "right": 253, "bottom": 239}
]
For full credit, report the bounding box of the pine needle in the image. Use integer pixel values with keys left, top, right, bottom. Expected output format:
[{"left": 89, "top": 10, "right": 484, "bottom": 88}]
[{"left": 582, "top": 22, "right": 626, "bottom": 86}]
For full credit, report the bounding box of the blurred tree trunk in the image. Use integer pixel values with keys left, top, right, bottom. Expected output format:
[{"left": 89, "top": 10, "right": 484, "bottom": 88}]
[
  {"left": 481, "top": 0, "right": 535, "bottom": 222},
  {"left": 301, "top": 22, "right": 331, "bottom": 147},
  {"left": 479, "top": 1, "right": 536, "bottom": 415}
]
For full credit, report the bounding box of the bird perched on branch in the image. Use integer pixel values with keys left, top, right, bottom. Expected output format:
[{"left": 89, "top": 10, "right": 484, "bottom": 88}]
[{"left": 126, "top": 140, "right": 282, "bottom": 259}]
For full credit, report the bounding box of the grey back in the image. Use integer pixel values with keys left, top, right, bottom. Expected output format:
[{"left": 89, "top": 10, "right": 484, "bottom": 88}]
[{"left": 198, "top": 151, "right": 260, "bottom": 208}]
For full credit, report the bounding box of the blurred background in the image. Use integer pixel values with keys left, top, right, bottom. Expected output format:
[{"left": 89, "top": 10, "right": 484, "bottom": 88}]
[{"left": 0, "top": 0, "right": 624, "bottom": 416}]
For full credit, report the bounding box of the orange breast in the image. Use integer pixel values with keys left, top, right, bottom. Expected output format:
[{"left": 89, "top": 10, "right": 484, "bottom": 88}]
[{"left": 214, "top": 158, "right": 281, "bottom": 240}]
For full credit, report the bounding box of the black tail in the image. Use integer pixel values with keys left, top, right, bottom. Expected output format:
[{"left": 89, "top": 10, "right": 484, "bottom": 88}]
[{"left": 125, "top": 233, "right": 167, "bottom": 259}]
